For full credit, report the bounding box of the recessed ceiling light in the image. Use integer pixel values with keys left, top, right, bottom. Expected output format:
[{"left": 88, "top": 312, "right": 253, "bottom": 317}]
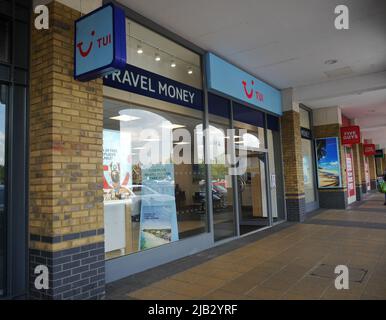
[
  {"left": 155, "top": 52, "right": 161, "bottom": 62},
  {"left": 110, "top": 115, "right": 140, "bottom": 122},
  {"left": 324, "top": 59, "right": 338, "bottom": 65},
  {"left": 187, "top": 67, "right": 193, "bottom": 75},
  {"left": 170, "top": 60, "right": 176, "bottom": 68},
  {"left": 137, "top": 45, "right": 143, "bottom": 54},
  {"left": 161, "top": 123, "right": 186, "bottom": 129}
]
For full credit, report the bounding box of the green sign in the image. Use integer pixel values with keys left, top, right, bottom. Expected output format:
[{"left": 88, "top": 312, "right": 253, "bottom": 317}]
[{"left": 375, "top": 149, "right": 384, "bottom": 158}]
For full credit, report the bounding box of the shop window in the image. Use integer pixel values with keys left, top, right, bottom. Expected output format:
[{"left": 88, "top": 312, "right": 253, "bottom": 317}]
[
  {"left": 0, "top": 20, "right": 10, "bottom": 63},
  {"left": 125, "top": 18, "right": 202, "bottom": 90},
  {"left": 103, "top": 100, "right": 207, "bottom": 259},
  {"left": 0, "top": 84, "right": 7, "bottom": 296}
]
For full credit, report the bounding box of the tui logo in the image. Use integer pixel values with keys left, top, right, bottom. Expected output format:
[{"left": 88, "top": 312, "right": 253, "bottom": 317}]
[
  {"left": 77, "top": 30, "right": 95, "bottom": 57},
  {"left": 242, "top": 80, "right": 264, "bottom": 102},
  {"left": 76, "top": 30, "right": 112, "bottom": 58}
]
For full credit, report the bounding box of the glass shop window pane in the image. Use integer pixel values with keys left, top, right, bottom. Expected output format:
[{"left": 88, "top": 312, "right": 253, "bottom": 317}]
[
  {"left": 103, "top": 99, "right": 207, "bottom": 259},
  {"left": 0, "top": 65, "right": 10, "bottom": 82},
  {"left": 0, "top": 0, "right": 12, "bottom": 17},
  {"left": 14, "top": 21, "right": 28, "bottom": 68},
  {"left": 126, "top": 18, "right": 202, "bottom": 90},
  {"left": 0, "top": 20, "right": 10, "bottom": 63},
  {"left": 0, "top": 84, "right": 8, "bottom": 296},
  {"left": 15, "top": 4, "right": 29, "bottom": 22}
]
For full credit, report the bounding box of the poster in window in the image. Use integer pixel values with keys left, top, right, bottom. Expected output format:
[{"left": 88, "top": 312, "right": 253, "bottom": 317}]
[
  {"left": 315, "top": 137, "right": 342, "bottom": 188},
  {"left": 103, "top": 129, "right": 132, "bottom": 200},
  {"left": 139, "top": 164, "right": 179, "bottom": 250}
]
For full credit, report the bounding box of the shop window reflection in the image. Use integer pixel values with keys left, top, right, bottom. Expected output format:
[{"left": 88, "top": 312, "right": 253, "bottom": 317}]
[{"left": 103, "top": 102, "right": 207, "bottom": 259}]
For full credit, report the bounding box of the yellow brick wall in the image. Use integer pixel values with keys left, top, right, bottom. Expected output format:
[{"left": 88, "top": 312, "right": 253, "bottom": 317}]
[
  {"left": 368, "top": 155, "right": 377, "bottom": 180},
  {"left": 280, "top": 110, "right": 304, "bottom": 198},
  {"left": 352, "top": 143, "right": 363, "bottom": 187},
  {"left": 358, "top": 143, "right": 367, "bottom": 184},
  {"left": 29, "top": 1, "right": 104, "bottom": 252}
]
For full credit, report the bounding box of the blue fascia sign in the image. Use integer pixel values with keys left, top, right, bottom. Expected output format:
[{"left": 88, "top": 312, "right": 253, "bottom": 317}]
[
  {"left": 104, "top": 64, "right": 204, "bottom": 110},
  {"left": 74, "top": 3, "right": 126, "bottom": 81},
  {"left": 205, "top": 53, "right": 282, "bottom": 116}
]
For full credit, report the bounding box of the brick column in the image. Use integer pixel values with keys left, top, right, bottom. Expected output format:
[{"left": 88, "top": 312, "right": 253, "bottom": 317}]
[
  {"left": 352, "top": 143, "right": 363, "bottom": 201},
  {"left": 383, "top": 157, "right": 386, "bottom": 175},
  {"left": 313, "top": 123, "right": 347, "bottom": 209},
  {"left": 29, "top": 1, "right": 105, "bottom": 300},
  {"left": 281, "top": 110, "right": 305, "bottom": 222},
  {"left": 368, "top": 155, "right": 377, "bottom": 190}
]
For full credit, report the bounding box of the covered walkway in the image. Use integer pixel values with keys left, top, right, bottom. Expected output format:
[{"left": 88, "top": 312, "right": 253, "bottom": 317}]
[{"left": 106, "top": 193, "right": 386, "bottom": 300}]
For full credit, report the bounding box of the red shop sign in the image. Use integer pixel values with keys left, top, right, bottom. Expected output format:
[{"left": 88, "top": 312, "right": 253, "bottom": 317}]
[
  {"left": 340, "top": 126, "right": 360, "bottom": 145},
  {"left": 363, "top": 144, "right": 376, "bottom": 156}
]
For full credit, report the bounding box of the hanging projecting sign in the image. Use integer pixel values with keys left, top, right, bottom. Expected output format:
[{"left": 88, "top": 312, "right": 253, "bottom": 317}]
[
  {"left": 375, "top": 149, "right": 384, "bottom": 159},
  {"left": 340, "top": 126, "right": 360, "bottom": 145},
  {"left": 74, "top": 3, "right": 126, "bottom": 81},
  {"left": 104, "top": 64, "right": 203, "bottom": 110},
  {"left": 301, "top": 127, "right": 312, "bottom": 140},
  {"left": 363, "top": 144, "right": 376, "bottom": 156},
  {"left": 205, "top": 53, "right": 282, "bottom": 116}
]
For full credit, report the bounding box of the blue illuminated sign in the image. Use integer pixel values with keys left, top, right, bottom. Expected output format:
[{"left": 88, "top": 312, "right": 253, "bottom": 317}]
[
  {"left": 205, "top": 53, "right": 282, "bottom": 116},
  {"left": 104, "top": 64, "right": 203, "bottom": 110},
  {"left": 74, "top": 3, "right": 126, "bottom": 81}
]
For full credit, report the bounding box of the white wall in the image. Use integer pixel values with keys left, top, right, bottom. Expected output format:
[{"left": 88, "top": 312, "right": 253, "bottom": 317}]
[{"left": 312, "top": 106, "right": 342, "bottom": 126}]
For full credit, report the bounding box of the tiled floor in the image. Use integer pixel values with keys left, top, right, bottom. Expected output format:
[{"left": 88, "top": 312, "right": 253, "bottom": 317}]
[{"left": 106, "top": 193, "right": 386, "bottom": 300}]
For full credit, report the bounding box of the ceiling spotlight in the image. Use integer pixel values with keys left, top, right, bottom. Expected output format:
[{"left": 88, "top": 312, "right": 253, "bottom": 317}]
[
  {"left": 137, "top": 44, "right": 143, "bottom": 54},
  {"left": 155, "top": 52, "right": 161, "bottom": 62},
  {"left": 187, "top": 67, "right": 193, "bottom": 75},
  {"left": 170, "top": 60, "right": 176, "bottom": 68},
  {"left": 324, "top": 59, "right": 338, "bottom": 65}
]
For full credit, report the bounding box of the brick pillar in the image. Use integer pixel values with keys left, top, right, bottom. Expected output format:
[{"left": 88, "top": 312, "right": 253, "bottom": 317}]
[
  {"left": 358, "top": 143, "right": 367, "bottom": 194},
  {"left": 313, "top": 124, "right": 347, "bottom": 209},
  {"left": 368, "top": 155, "right": 377, "bottom": 190},
  {"left": 383, "top": 157, "right": 386, "bottom": 175},
  {"left": 352, "top": 143, "right": 363, "bottom": 201},
  {"left": 281, "top": 110, "right": 305, "bottom": 222},
  {"left": 29, "top": 1, "right": 105, "bottom": 300}
]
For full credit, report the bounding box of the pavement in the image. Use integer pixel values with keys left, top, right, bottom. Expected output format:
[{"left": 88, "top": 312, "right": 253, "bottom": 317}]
[{"left": 106, "top": 192, "right": 386, "bottom": 300}]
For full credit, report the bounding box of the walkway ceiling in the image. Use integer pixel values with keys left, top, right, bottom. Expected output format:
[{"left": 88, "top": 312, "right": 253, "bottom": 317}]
[{"left": 117, "top": 0, "right": 386, "bottom": 148}]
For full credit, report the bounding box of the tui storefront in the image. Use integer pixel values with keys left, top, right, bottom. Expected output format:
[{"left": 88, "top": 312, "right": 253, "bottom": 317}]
[
  {"left": 7, "top": 0, "right": 286, "bottom": 299},
  {"left": 98, "top": 3, "right": 285, "bottom": 282}
]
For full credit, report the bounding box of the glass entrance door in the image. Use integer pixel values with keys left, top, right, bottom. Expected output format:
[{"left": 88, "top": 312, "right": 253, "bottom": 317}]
[
  {"left": 0, "top": 84, "right": 7, "bottom": 296},
  {"left": 234, "top": 128, "right": 269, "bottom": 235}
]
